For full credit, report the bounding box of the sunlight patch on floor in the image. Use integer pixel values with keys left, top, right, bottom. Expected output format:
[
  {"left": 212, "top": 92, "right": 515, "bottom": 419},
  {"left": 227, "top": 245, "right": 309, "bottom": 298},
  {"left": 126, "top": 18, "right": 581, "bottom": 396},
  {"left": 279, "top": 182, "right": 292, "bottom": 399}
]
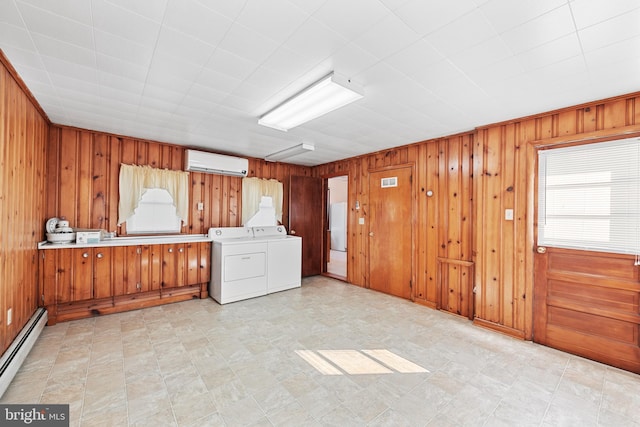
[{"left": 296, "top": 349, "right": 429, "bottom": 375}]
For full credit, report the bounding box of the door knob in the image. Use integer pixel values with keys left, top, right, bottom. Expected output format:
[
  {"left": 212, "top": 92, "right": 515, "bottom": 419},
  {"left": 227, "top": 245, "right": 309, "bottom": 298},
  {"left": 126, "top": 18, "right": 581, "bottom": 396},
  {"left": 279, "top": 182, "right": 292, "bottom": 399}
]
[
  {"left": 290, "top": 230, "right": 296, "bottom": 235},
  {"left": 536, "top": 247, "right": 547, "bottom": 254},
  {"left": 96, "top": 253, "right": 103, "bottom": 259},
  {"left": 369, "top": 232, "right": 374, "bottom": 237}
]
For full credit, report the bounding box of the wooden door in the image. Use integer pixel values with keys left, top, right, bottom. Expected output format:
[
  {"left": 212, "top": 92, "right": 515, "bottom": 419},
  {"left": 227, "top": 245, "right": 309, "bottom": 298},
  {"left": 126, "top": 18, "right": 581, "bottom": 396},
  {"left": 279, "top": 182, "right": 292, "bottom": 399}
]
[
  {"left": 369, "top": 167, "right": 413, "bottom": 299},
  {"left": 533, "top": 247, "right": 640, "bottom": 373},
  {"left": 290, "top": 175, "right": 323, "bottom": 277}
]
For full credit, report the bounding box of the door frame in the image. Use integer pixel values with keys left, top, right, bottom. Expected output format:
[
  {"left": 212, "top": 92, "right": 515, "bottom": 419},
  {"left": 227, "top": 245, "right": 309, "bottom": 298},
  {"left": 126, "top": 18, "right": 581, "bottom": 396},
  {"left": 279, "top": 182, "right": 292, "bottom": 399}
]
[
  {"left": 367, "top": 164, "right": 416, "bottom": 300},
  {"left": 321, "top": 172, "right": 350, "bottom": 282}
]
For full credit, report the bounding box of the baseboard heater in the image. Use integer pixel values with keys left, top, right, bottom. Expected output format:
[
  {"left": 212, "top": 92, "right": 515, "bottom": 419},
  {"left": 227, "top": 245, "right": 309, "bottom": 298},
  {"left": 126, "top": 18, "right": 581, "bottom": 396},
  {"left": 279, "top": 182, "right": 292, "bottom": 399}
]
[{"left": 0, "top": 308, "right": 47, "bottom": 398}]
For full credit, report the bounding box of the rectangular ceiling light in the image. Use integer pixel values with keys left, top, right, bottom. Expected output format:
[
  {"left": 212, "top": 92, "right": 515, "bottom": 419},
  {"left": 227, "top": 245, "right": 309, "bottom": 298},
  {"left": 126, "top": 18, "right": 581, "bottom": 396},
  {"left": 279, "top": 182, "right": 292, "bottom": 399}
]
[
  {"left": 265, "top": 143, "right": 315, "bottom": 162},
  {"left": 258, "top": 72, "right": 363, "bottom": 131}
]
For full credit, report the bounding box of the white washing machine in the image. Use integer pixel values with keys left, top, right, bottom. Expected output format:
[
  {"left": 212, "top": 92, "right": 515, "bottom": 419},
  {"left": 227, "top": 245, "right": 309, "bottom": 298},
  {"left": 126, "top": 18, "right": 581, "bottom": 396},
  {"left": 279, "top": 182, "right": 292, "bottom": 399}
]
[{"left": 209, "top": 226, "right": 301, "bottom": 304}]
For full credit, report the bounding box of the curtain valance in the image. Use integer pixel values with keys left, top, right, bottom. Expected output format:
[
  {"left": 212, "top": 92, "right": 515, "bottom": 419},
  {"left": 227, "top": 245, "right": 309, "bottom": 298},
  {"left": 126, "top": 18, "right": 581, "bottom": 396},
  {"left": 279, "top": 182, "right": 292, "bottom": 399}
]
[
  {"left": 118, "top": 164, "right": 189, "bottom": 226},
  {"left": 242, "top": 177, "right": 283, "bottom": 225}
]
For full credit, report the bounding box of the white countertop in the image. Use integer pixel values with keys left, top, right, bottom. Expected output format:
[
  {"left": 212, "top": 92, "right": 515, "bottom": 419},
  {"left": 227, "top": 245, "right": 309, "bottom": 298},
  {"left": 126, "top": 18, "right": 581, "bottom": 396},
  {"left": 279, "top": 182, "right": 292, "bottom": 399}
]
[{"left": 38, "top": 234, "right": 212, "bottom": 249}]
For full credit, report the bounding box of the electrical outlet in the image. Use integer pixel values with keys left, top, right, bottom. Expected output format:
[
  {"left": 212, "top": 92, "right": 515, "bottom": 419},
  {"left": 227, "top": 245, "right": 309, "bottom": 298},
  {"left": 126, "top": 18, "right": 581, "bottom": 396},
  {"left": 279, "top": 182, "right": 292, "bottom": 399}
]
[
  {"left": 7, "top": 308, "right": 12, "bottom": 326},
  {"left": 359, "top": 217, "right": 365, "bottom": 225}
]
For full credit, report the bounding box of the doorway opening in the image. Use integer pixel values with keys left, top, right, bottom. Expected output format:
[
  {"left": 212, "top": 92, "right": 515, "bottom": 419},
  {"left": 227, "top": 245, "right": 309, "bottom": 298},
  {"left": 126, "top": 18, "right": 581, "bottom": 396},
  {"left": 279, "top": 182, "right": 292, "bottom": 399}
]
[{"left": 325, "top": 175, "right": 348, "bottom": 280}]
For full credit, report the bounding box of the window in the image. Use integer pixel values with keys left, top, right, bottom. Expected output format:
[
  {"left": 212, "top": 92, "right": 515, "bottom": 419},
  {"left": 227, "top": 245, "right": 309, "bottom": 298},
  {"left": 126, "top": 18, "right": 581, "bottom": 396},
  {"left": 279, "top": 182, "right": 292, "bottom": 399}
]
[
  {"left": 117, "top": 164, "right": 189, "bottom": 233},
  {"left": 537, "top": 137, "right": 640, "bottom": 255},
  {"left": 126, "top": 188, "right": 181, "bottom": 234}
]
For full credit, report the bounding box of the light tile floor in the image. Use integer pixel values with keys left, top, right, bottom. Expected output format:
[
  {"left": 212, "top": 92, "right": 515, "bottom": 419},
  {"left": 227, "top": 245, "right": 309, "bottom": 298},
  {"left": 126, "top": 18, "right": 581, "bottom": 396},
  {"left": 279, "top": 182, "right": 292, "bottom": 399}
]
[{"left": 2, "top": 276, "right": 640, "bottom": 426}]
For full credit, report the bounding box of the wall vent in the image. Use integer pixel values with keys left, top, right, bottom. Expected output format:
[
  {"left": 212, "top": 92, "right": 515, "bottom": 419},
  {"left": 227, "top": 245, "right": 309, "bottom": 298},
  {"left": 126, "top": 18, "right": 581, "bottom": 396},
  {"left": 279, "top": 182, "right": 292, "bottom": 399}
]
[{"left": 380, "top": 177, "right": 398, "bottom": 188}]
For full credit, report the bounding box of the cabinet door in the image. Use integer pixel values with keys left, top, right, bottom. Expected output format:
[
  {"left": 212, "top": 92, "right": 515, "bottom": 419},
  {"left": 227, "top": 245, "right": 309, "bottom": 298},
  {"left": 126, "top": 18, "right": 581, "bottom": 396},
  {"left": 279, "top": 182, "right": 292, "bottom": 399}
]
[
  {"left": 186, "top": 243, "right": 200, "bottom": 285},
  {"left": 148, "top": 244, "right": 162, "bottom": 291},
  {"left": 199, "top": 242, "right": 211, "bottom": 284},
  {"left": 72, "top": 248, "right": 94, "bottom": 301},
  {"left": 161, "top": 244, "right": 187, "bottom": 288},
  {"left": 93, "top": 247, "right": 112, "bottom": 299},
  {"left": 40, "top": 250, "right": 62, "bottom": 306},
  {"left": 126, "top": 245, "right": 142, "bottom": 294},
  {"left": 176, "top": 243, "right": 187, "bottom": 287},
  {"left": 161, "top": 244, "right": 176, "bottom": 288}
]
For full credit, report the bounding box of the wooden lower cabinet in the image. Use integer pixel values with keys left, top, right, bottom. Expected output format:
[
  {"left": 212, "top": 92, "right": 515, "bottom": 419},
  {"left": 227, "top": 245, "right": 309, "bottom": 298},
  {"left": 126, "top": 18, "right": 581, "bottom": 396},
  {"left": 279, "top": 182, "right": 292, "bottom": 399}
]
[{"left": 40, "top": 241, "right": 211, "bottom": 325}]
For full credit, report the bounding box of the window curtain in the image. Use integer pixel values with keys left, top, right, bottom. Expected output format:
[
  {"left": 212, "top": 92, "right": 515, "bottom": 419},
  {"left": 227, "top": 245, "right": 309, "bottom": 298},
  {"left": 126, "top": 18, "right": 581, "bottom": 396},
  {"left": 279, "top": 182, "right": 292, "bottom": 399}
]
[
  {"left": 242, "top": 177, "right": 283, "bottom": 225},
  {"left": 118, "top": 164, "right": 190, "bottom": 226}
]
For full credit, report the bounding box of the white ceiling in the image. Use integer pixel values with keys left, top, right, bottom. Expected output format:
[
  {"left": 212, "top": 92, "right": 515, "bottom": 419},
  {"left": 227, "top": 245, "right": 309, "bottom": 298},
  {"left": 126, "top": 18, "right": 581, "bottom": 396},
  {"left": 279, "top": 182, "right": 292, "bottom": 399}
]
[{"left": 1, "top": 0, "right": 639, "bottom": 166}]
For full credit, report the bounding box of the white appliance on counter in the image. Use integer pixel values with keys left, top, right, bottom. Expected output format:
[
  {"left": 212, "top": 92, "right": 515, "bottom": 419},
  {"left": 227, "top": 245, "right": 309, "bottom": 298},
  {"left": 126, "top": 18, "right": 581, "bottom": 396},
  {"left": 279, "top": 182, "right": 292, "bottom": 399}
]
[{"left": 208, "top": 226, "right": 301, "bottom": 304}]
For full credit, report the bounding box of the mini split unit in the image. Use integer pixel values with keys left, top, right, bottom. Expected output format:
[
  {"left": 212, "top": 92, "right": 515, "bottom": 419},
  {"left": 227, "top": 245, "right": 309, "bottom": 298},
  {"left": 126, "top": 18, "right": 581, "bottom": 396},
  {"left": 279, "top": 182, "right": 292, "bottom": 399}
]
[{"left": 184, "top": 149, "right": 248, "bottom": 177}]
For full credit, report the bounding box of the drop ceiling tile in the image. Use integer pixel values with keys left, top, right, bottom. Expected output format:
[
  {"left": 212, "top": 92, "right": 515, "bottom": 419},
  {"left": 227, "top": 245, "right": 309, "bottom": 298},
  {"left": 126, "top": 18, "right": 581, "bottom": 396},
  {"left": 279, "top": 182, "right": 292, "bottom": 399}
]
[
  {"left": 235, "top": 0, "right": 309, "bottom": 44},
  {"left": 449, "top": 36, "right": 513, "bottom": 74},
  {"left": 577, "top": 8, "right": 640, "bottom": 52},
  {"left": 217, "top": 21, "right": 281, "bottom": 65},
  {"left": 0, "top": 23, "right": 36, "bottom": 53},
  {"left": 282, "top": 17, "right": 348, "bottom": 60},
  {"left": 17, "top": 1, "right": 93, "bottom": 49},
  {"left": 259, "top": 45, "right": 321, "bottom": 78},
  {"left": 99, "top": 0, "right": 168, "bottom": 23},
  {"left": 41, "top": 55, "right": 97, "bottom": 84},
  {"left": 31, "top": 33, "right": 96, "bottom": 68},
  {"left": 1, "top": 1, "right": 24, "bottom": 26},
  {"left": 394, "top": 0, "right": 478, "bottom": 36},
  {"left": 427, "top": 10, "right": 499, "bottom": 58},
  {"left": 98, "top": 71, "right": 144, "bottom": 98},
  {"left": 163, "top": 0, "right": 233, "bottom": 46},
  {"left": 501, "top": 4, "right": 576, "bottom": 54},
  {"left": 583, "top": 35, "right": 640, "bottom": 68},
  {"left": 385, "top": 39, "right": 444, "bottom": 80},
  {"left": 516, "top": 33, "right": 582, "bottom": 71},
  {"left": 313, "top": 0, "right": 388, "bottom": 40},
  {"left": 95, "top": 54, "right": 148, "bottom": 83},
  {"left": 467, "top": 55, "right": 526, "bottom": 87},
  {"left": 14, "top": 71, "right": 52, "bottom": 93},
  {"left": 92, "top": 0, "right": 162, "bottom": 46},
  {"left": 570, "top": 0, "right": 640, "bottom": 29},
  {"left": 155, "top": 26, "right": 216, "bottom": 67},
  {"left": 379, "top": 0, "right": 413, "bottom": 11},
  {"left": 204, "top": 48, "right": 259, "bottom": 81},
  {"left": 480, "top": 0, "right": 568, "bottom": 33},
  {"left": 331, "top": 43, "right": 379, "bottom": 79},
  {"left": 194, "top": 0, "right": 247, "bottom": 21},
  {"left": 194, "top": 68, "right": 242, "bottom": 97},
  {"left": 94, "top": 30, "right": 154, "bottom": 67},
  {"left": 353, "top": 13, "right": 421, "bottom": 60},
  {"left": 145, "top": 51, "right": 202, "bottom": 86},
  {"left": 18, "top": 0, "right": 92, "bottom": 26}
]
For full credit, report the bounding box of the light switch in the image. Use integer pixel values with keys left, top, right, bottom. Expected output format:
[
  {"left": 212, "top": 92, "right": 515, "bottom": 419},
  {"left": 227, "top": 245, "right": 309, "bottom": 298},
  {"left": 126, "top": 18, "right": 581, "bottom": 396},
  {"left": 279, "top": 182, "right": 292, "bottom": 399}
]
[
  {"left": 505, "top": 209, "right": 514, "bottom": 221},
  {"left": 359, "top": 217, "right": 365, "bottom": 225},
  {"left": 197, "top": 202, "right": 204, "bottom": 211}
]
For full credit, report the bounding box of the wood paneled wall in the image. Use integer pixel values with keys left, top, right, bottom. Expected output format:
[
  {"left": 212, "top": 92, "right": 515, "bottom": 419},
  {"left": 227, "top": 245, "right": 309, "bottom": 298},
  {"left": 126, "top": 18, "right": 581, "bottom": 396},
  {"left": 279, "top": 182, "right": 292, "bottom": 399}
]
[
  {"left": 474, "top": 93, "right": 640, "bottom": 339},
  {"left": 0, "top": 52, "right": 49, "bottom": 355},
  {"left": 315, "top": 92, "right": 640, "bottom": 340},
  {"left": 46, "top": 126, "right": 312, "bottom": 236},
  {"left": 313, "top": 134, "right": 474, "bottom": 311}
]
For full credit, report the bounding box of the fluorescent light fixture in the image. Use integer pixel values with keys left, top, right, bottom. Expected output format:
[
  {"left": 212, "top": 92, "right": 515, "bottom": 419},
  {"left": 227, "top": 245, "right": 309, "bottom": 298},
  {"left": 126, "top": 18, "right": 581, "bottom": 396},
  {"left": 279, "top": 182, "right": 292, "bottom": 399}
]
[
  {"left": 265, "top": 143, "right": 315, "bottom": 162},
  {"left": 258, "top": 72, "right": 363, "bottom": 131}
]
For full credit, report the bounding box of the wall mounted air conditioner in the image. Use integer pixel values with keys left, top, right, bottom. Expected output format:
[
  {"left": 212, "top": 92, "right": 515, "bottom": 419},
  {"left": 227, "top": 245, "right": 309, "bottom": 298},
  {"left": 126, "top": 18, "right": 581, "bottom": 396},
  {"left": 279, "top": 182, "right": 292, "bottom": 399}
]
[{"left": 184, "top": 149, "right": 249, "bottom": 177}]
